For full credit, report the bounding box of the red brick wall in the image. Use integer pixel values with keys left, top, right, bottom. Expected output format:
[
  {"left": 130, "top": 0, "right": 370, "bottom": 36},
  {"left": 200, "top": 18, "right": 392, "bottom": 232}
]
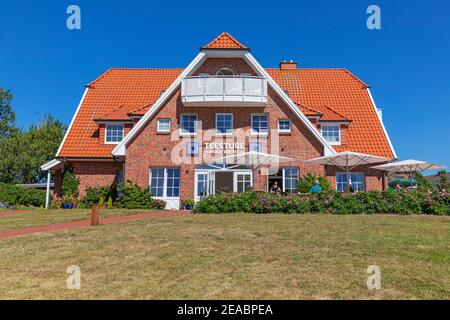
[{"left": 70, "top": 161, "right": 123, "bottom": 196}]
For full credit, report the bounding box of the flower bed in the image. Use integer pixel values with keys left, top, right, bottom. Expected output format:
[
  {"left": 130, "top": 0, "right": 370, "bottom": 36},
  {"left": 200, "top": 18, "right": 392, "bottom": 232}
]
[{"left": 193, "top": 191, "right": 450, "bottom": 215}]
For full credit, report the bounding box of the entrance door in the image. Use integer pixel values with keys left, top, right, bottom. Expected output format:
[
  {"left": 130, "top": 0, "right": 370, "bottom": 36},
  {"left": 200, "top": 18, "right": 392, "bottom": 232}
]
[
  {"left": 195, "top": 172, "right": 208, "bottom": 202},
  {"left": 233, "top": 172, "right": 253, "bottom": 193}
]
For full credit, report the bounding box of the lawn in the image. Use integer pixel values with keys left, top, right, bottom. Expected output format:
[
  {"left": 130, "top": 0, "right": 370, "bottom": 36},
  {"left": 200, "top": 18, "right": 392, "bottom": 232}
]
[
  {"left": 0, "top": 213, "right": 449, "bottom": 299},
  {"left": 0, "top": 209, "right": 154, "bottom": 231}
]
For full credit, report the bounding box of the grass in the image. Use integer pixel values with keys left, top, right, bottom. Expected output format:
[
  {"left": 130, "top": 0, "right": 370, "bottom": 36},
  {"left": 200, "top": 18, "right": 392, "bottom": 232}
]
[
  {"left": 0, "top": 209, "right": 154, "bottom": 231},
  {"left": 0, "top": 213, "right": 449, "bottom": 299}
]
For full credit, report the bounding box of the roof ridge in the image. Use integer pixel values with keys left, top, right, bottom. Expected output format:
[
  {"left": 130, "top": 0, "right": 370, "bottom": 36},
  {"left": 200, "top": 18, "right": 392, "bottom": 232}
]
[{"left": 202, "top": 32, "right": 248, "bottom": 49}]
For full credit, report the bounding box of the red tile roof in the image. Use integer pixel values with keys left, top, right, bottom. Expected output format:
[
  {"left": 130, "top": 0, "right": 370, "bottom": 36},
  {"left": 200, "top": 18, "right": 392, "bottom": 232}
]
[
  {"left": 58, "top": 68, "right": 394, "bottom": 159},
  {"left": 267, "top": 68, "right": 392, "bottom": 156},
  {"left": 202, "top": 32, "right": 248, "bottom": 49}
]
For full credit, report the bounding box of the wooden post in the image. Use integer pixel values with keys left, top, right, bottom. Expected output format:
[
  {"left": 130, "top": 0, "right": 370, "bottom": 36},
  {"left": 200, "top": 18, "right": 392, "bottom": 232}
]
[{"left": 91, "top": 204, "right": 100, "bottom": 226}]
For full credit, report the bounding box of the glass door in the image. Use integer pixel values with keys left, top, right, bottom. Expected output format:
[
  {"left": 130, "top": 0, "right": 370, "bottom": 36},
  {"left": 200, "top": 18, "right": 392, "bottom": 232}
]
[{"left": 195, "top": 172, "right": 208, "bottom": 202}]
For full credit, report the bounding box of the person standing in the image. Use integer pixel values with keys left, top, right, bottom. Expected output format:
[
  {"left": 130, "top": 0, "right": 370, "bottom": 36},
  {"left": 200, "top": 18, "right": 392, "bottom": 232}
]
[{"left": 308, "top": 180, "right": 323, "bottom": 193}]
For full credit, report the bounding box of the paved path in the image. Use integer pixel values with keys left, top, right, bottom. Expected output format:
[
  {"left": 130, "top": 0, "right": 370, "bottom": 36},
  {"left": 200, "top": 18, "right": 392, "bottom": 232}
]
[
  {"left": 0, "top": 210, "right": 190, "bottom": 239},
  {"left": 0, "top": 210, "right": 32, "bottom": 216}
]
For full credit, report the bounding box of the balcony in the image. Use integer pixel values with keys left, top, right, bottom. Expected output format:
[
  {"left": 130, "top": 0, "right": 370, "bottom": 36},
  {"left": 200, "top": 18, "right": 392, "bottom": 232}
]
[{"left": 181, "top": 76, "right": 268, "bottom": 107}]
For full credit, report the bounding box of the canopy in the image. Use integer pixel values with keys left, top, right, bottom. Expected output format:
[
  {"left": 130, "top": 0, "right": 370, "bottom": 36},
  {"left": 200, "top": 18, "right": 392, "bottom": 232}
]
[
  {"left": 304, "top": 151, "right": 392, "bottom": 170},
  {"left": 372, "top": 159, "right": 447, "bottom": 174},
  {"left": 212, "top": 152, "right": 293, "bottom": 168},
  {"left": 304, "top": 151, "right": 392, "bottom": 191}
]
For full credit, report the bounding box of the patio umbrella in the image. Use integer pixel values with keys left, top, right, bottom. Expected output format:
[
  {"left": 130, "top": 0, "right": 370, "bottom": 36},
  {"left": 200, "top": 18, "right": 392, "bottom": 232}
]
[
  {"left": 304, "top": 151, "right": 393, "bottom": 191},
  {"left": 214, "top": 151, "right": 293, "bottom": 168},
  {"left": 371, "top": 160, "right": 447, "bottom": 185}
]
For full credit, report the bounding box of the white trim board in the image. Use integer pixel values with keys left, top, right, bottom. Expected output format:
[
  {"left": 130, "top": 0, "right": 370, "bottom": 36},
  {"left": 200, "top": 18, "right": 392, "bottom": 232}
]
[
  {"left": 56, "top": 88, "right": 89, "bottom": 157},
  {"left": 366, "top": 88, "right": 397, "bottom": 159}
]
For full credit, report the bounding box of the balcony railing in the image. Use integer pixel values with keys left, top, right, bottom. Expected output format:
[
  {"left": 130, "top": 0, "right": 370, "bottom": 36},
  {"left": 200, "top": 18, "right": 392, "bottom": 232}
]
[{"left": 181, "top": 76, "right": 268, "bottom": 107}]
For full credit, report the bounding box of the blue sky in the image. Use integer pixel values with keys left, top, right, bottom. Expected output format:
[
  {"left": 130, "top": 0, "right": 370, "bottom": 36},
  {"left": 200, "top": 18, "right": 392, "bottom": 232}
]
[{"left": 1, "top": 0, "right": 449, "bottom": 168}]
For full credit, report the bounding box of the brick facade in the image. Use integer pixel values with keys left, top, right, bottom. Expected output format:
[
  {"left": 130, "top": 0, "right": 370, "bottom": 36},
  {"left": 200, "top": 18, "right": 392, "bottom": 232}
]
[{"left": 58, "top": 57, "right": 387, "bottom": 201}]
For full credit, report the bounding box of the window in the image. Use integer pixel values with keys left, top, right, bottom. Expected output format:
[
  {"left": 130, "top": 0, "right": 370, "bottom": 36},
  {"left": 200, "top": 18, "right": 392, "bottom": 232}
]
[
  {"left": 216, "top": 113, "right": 233, "bottom": 135},
  {"left": 157, "top": 119, "right": 171, "bottom": 133},
  {"left": 105, "top": 124, "right": 124, "bottom": 144},
  {"left": 251, "top": 114, "right": 269, "bottom": 135},
  {"left": 249, "top": 141, "right": 263, "bottom": 152},
  {"left": 336, "top": 172, "right": 365, "bottom": 192},
  {"left": 150, "top": 168, "right": 180, "bottom": 198},
  {"left": 150, "top": 168, "right": 165, "bottom": 197},
  {"left": 321, "top": 124, "right": 341, "bottom": 145},
  {"left": 216, "top": 67, "right": 234, "bottom": 76},
  {"left": 186, "top": 142, "right": 200, "bottom": 156},
  {"left": 180, "top": 114, "right": 197, "bottom": 135},
  {"left": 278, "top": 119, "right": 291, "bottom": 133},
  {"left": 283, "top": 168, "right": 299, "bottom": 193}
]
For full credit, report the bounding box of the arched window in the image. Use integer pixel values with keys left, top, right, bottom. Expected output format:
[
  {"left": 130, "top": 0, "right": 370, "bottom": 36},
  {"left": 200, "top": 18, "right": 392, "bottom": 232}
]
[{"left": 216, "top": 67, "right": 234, "bottom": 76}]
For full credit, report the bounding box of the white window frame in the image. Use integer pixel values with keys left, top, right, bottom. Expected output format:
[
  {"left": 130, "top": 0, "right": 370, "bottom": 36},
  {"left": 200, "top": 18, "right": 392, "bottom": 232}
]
[
  {"left": 149, "top": 167, "right": 181, "bottom": 199},
  {"left": 321, "top": 123, "right": 341, "bottom": 145},
  {"left": 278, "top": 119, "right": 292, "bottom": 133},
  {"left": 186, "top": 141, "right": 200, "bottom": 156},
  {"left": 282, "top": 167, "right": 299, "bottom": 194},
  {"left": 180, "top": 113, "right": 198, "bottom": 136},
  {"left": 251, "top": 113, "right": 269, "bottom": 136},
  {"left": 104, "top": 123, "right": 125, "bottom": 144},
  {"left": 216, "top": 67, "right": 234, "bottom": 76},
  {"left": 157, "top": 118, "right": 171, "bottom": 133},
  {"left": 249, "top": 141, "right": 263, "bottom": 153},
  {"left": 336, "top": 172, "right": 365, "bottom": 192},
  {"left": 215, "top": 113, "right": 233, "bottom": 136}
]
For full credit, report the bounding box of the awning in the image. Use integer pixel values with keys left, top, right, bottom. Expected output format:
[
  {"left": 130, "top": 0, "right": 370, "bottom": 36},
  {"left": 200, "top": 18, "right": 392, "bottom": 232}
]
[
  {"left": 304, "top": 151, "right": 392, "bottom": 170},
  {"left": 40, "top": 159, "right": 63, "bottom": 172},
  {"left": 212, "top": 152, "right": 293, "bottom": 168},
  {"left": 304, "top": 151, "right": 392, "bottom": 191},
  {"left": 372, "top": 159, "right": 447, "bottom": 174}
]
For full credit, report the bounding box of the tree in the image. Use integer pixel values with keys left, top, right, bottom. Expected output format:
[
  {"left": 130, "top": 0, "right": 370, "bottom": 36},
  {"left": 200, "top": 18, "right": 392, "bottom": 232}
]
[
  {"left": 0, "top": 114, "right": 66, "bottom": 184},
  {"left": 0, "top": 87, "right": 16, "bottom": 138},
  {"left": 415, "top": 172, "right": 434, "bottom": 192},
  {"left": 436, "top": 171, "right": 450, "bottom": 192}
]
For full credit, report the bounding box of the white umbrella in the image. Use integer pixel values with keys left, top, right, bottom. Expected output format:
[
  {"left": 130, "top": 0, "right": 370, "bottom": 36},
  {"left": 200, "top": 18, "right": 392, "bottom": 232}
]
[
  {"left": 304, "top": 151, "right": 393, "bottom": 191},
  {"left": 214, "top": 151, "right": 293, "bottom": 168},
  {"left": 372, "top": 159, "right": 447, "bottom": 177}
]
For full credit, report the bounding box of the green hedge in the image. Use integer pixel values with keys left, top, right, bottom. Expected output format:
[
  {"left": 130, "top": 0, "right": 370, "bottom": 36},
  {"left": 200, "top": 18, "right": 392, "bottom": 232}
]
[
  {"left": 77, "top": 183, "right": 166, "bottom": 210},
  {"left": 0, "top": 183, "right": 45, "bottom": 208},
  {"left": 193, "top": 191, "right": 450, "bottom": 215}
]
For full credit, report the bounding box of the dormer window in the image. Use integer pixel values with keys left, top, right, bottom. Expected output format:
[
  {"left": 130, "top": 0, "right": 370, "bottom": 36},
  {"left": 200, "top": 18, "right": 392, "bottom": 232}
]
[
  {"left": 321, "top": 124, "right": 341, "bottom": 145},
  {"left": 105, "top": 124, "right": 124, "bottom": 144},
  {"left": 216, "top": 67, "right": 234, "bottom": 76}
]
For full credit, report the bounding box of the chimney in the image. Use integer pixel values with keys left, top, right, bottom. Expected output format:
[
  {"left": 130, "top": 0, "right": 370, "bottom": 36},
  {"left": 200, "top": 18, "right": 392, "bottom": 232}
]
[{"left": 279, "top": 60, "right": 298, "bottom": 70}]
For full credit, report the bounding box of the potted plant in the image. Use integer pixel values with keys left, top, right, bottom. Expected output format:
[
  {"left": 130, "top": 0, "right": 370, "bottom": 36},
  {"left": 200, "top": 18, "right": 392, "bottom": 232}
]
[
  {"left": 62, "top": 196, "right": 75, "bottom": 209},
  {"left": 184, "top": 199, "right": 195, "bottom": 210}
]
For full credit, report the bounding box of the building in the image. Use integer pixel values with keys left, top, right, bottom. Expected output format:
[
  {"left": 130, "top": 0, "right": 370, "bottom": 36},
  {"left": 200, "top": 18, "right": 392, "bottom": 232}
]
[{"left": 43, "top": 32, "right": 396, "bottom": 208}]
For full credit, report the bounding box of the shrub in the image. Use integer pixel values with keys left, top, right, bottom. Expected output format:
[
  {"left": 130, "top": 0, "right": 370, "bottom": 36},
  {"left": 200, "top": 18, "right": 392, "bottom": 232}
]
[
  {"left": 298, "top": 174, "right": 331, "bottom": 193},
  {"left": 61, "top": 168, "right": 80, "bottom": 197},
  {"left": 193, "top": 190, "right": 450, "bottom": 215},
  {"left": 0, "top": 183, "right": 45, "bottom": 207},
  {"left": 116, "top": 183, "right": 156, "bottom": 209},
  {"left": 80, "top": 185, "right": 117, "bottom": 207}
]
